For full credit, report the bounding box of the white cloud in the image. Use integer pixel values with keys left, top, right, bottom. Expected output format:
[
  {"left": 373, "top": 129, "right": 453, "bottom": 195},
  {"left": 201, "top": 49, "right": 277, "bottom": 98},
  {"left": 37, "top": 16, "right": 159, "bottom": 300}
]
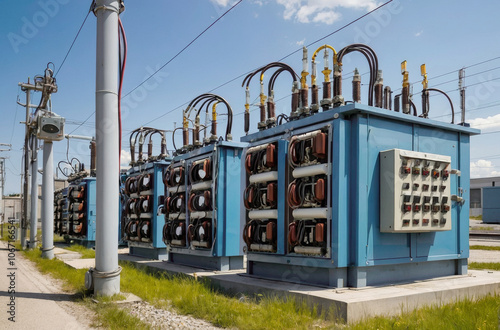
[
  {"left": 296, "top": 38, "right": 306, "bottom": 46},
  {"left": 470, "top": 159, "right": 500, "bottom": 178},
  {"left": 469, "top": 114, "right": 500, "bottom": 131},
  {"left": 210, "top": 0, "right": 235, "bottom": 6},
  {"left": 120, "top": 150, "right": 131, "bottom": 167},
  {"left": 275, "top": 0, "right": 378, "bottom": 25},
  {"left": 415, "top": 30, "right": 423, "bottom": 37}
]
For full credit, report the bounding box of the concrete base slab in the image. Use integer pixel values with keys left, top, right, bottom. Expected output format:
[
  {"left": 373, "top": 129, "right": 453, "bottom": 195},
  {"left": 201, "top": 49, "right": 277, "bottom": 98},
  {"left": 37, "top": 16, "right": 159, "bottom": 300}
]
[
  {"left": 64, "top": 258, "right": 95, "bottom": 269},
  {"left": 115, "top": 292, "right": 142, "bottom": 305},
  {"left": 53, "top": 247, "right": 81, "bottom": 260},
  {"left": 119, "top": 253, "right": 500, "bottom": 323}
]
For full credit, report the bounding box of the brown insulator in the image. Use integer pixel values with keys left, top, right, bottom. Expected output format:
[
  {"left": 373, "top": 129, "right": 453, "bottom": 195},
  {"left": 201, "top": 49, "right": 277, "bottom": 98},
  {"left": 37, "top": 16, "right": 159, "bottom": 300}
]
[
  {"left": 402, "top": 86, "right": 410, "bottom": 114},
  {"left": 374, "top": 83, "right": 383, "bottom": 108},
  {"left": 211, "top": 120, "right": 217, "bottom": 137},
  {"left": 352, "top": 81, "right": 361, "bottom": 103},
  {"left": 383, "top": 86, "right": 392, "bottom": 110},
  {"left": 333, "top": 73, "right": 342, "bottom": 96},
  {"left": 90, "top": 140, "right": 96, "bottom": 171},
  {"left": 193, "top": 126, "right": 200, "bottom": 145},
  {"left": 259, "top": 104, "right": 266, "bottom": 123},
  {"left": 267, "top": 100, "right": 275, "bottom": 119},
  {"left": 138, "top": 144, "right": 143, "bottom": 162},
  {"left": 323, "top": 81, "right": 331, "bottom": 100},
  {"left": 291, "top": 91, "right": 299, "bottom": 114},
  {"left": 394, "top": 94, "right": 401, "bottom": 112},
  {"left": 161, "top": 138, "right": 166, "bottom": 156},
  {"left": 300, "top": 88, "right": 308, "bottom": 109},
  {"left": 148, "top": 140, "right": 153, "bottom": 158},
  {"left": 244, "top": 111, "right": 250, "bottom": 134},
  {"left": 182, "top": 129, "right": 189, "bottom": 147},
  {"left": 311, "top": 85, "right": 319, "bottom": 106}
]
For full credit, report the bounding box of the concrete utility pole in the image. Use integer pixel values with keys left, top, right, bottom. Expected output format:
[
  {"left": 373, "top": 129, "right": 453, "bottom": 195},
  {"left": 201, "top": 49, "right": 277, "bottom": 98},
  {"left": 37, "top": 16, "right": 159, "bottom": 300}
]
[
  {"left": 41, "top": 141, "right": 54, "bottom": 259},
  {"left": 92, "top": 0, "right": 122, "bottom": 296},
  {"left": 29, "top": 137, "right": 38, "bottom": 249},
  {"left": 18, "top": 81, "right": 43, "bottom": 249}
]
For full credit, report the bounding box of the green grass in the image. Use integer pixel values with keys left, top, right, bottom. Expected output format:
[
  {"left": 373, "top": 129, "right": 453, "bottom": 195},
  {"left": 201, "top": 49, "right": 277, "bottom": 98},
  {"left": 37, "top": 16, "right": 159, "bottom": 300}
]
[
  {"left": 19, "top": 246, "right": 151, "bottom": 329},
  {"left": 470, "top": 215, "right": 483, "bottom": 220},
  {"left": 119, "top": 261, "right": 333, "bottom": 329},
  {"left": 15, "top": 243, "right": 500, "bottom": 329},
  {"left": 350, "top": 294, "right": 500, "bottom": 329},
  {"left": 470, "top": 245, "right": 500, "bottom": 251},
  {"left": 65, "top": 244, "right": 96, "bottom": 258},
  {"left": 469, "top": 262, "right": 500, "bottom": 271},
  {"left": 472, "top": 226, "right": 495, "bottom": 231}
]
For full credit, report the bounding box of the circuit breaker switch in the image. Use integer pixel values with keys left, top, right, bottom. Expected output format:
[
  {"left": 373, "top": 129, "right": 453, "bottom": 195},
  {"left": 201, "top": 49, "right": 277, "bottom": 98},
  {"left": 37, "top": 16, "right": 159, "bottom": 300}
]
[
  {"left": 432, "top": 169, "right": 440, "bottom": 179},
  {"left": 412, "top": 167, "right": 420, "bottom": 175},
  {"left": 401, "top": 166, "right": 411, "bottom": 174},
  {"left": 422, "top": 168, "right": 430, "bottom": 176},
  {"left": 442, "top": 169, "right": 449, "bottom": 180}
]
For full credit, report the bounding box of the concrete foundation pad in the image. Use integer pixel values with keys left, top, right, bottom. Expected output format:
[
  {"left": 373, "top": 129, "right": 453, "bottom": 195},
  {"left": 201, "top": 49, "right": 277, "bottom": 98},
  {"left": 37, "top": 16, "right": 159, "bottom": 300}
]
[
  {"left": 118, "top": 253, "right": 500, "bottom": 323},
  {"left": 64, "top": 258, "right": 95, "bottom": 269},
  {"left": 53, "top": 247, "right": 81, "bottom": 260}
]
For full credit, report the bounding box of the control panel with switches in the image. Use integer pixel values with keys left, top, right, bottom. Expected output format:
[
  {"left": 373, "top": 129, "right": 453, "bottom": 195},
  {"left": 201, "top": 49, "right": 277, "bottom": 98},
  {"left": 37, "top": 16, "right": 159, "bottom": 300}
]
[{"left": 380, "top": 148, "right": 452, "bottom": 233}]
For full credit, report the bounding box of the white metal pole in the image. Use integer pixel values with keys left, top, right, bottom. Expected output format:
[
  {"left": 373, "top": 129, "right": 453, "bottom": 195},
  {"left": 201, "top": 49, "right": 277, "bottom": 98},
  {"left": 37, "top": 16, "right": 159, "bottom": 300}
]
[
  {"left": 93, "top": 0, "right": 121, "bottom": 296},
  {"left": 29, "top": 139, "right": 38, "bottom": 249},
  {"left": 41, "top": 141, "right": 54, "bottom": 259}
]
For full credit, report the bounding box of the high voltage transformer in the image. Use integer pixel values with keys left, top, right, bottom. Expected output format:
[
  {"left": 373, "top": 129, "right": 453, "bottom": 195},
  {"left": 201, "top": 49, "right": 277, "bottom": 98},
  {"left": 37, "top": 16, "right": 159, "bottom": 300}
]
[
  {"left": 122, "top": 127, "right": 170, "bottom": 259},
  {"left": 161, "top": 94, "right": 245, "bottom": 270},
  {"left": 239, "top": 44, "right": 478, "bottom": 287},
  {"left": 53, "top": 175, "right": 97, "bottom": 247}
]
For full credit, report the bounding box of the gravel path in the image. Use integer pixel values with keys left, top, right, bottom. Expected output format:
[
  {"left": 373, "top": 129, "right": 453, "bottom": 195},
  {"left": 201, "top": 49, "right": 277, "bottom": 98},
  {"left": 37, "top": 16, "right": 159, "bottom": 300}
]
[{"left": 124, "top": 301, "right": 221, "bottom": 329}]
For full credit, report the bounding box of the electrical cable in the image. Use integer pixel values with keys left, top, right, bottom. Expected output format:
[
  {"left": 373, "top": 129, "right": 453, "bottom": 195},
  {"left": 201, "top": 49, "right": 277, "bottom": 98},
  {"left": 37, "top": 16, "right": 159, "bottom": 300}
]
[
  {"left": 137, "top": 0, "right": 394, "bottom": 128},
  {"left": 118, "top": 17, "right": 128, "bottom": 163},
  {"left": 122, "top": 0, "right": 243, "bottom": 99},
  {"left": 55, "top": 5, "right": 93, "bottom": 78}
]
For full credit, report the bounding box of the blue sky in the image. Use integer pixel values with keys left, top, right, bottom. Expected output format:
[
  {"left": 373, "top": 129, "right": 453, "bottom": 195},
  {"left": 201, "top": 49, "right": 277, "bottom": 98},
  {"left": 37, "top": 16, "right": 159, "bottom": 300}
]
[{"left": 1, "top": 0, "right": 500, "bottom": 194}]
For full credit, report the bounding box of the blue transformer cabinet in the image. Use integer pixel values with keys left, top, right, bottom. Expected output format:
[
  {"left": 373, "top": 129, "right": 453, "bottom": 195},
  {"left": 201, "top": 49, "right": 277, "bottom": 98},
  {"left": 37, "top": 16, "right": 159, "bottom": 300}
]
[
  {"left": 482, "top": 187, "right": 500, "bottom": 224},
  {"left": 54, "top": 187, "right": 69, "bottom": 236},
  {"left": 241, "top": 103, "right": 479, "bottom": 288},
  {"left": 123, "top": 160, "right": 170, "bottom": 259},
  {"left": 65, "top": 177, "right": 97, "bottom": 247},
  {"left": 163, "top": 141, "right": 245, "bottom": 270}
]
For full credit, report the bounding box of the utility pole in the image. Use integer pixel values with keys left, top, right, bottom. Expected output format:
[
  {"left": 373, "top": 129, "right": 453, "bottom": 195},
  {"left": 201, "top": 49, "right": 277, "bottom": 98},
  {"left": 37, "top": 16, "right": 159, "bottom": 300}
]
[
  {"left": 91, "top": 0, "right": 122, "bottom": 296},
  {"left": 18, "top": 81, "right": 43, "bottom": 249},
  {"left": 459, "top": 68, "right": 466, "bottom": 124},
  {"left": 19, "top": 64, "right": 60, "bottom": 256},
  {"left": 41, "top": 140, "right": 54, "bottom": 259},
  {"left": 29, "top": 137, "right": 38, "bottom": 248}
]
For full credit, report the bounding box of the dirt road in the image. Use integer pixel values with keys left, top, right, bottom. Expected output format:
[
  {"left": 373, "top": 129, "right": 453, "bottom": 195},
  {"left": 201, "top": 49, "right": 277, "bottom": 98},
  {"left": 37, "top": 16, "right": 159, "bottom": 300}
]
[{"left": 0, "top": 241, "right": 94, "bottom": 329}]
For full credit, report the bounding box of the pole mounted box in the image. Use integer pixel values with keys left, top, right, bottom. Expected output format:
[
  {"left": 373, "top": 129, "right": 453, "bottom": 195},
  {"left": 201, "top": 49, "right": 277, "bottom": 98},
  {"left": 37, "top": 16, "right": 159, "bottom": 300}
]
[
  {"left": 37, "top": 114, "right": 65, "bottom": 141},
  {"left": 380, "top": 149, "right": 452, "bottom": 233}
]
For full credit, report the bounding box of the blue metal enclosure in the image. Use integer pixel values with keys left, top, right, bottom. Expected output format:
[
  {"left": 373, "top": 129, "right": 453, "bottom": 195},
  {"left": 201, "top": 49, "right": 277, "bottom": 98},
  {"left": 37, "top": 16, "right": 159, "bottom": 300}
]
[
  {"left": 241, "top": 103, "right": 479, "bottom": 288},
  {"left": 123, "top": 160, "right": 169, "bottom": 259},
  {"left": 60, "top": 177, "right": 97, "bottom": 247},
  {"left": 163, "top": 141, "right": 245, "bottom": 270},
  {"left": 482, "top": 187, "right": 500, "bottom": 224}
]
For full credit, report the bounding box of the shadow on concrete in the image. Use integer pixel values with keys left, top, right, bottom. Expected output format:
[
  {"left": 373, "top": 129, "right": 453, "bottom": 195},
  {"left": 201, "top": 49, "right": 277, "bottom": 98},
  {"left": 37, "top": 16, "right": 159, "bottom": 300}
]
[{"left": 0, "top": 290, "right": 79, "bottom": 302}]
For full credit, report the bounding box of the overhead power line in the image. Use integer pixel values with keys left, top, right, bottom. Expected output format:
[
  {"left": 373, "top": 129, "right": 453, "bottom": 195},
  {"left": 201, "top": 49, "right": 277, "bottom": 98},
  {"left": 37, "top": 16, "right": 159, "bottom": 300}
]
[
  {"left": 140, "top": 0, "right": 395, "bottom": 126},
  {"left": 55, "top": 7, "right": 92, "bottom": 78},
  {"left": 122, "top": 0, "right": 243, "bottom": 99}
]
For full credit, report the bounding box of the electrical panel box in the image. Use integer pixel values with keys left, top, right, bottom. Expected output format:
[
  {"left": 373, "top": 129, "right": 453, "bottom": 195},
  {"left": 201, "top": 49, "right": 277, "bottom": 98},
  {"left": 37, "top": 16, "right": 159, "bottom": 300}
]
[
  {"left": 380, "top": 149, "right": 452, "bottom": 233},
  {"left": 37, "top": 115, "right": 65, "bottom": 141}
]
